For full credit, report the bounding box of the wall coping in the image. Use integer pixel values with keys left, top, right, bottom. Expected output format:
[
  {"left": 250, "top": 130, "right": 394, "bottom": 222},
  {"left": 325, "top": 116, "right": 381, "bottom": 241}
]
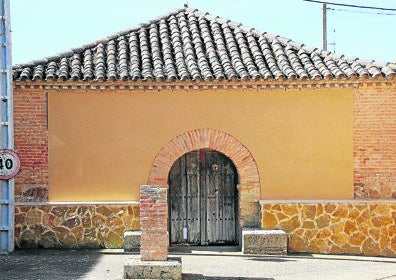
[
  {"left": 15, "top": 201, "right": 140, "bottom": 206},
  {"left": 16, "top": 200, "right": 396, "bottom": 206},
  {"left": 259, "top": 199, "right": 396, "bottom": 204}
]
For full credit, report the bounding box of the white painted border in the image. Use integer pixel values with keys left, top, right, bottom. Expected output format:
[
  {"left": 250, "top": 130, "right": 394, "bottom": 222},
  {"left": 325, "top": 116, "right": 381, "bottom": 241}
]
[
  {"left": 15, "top": 201, "right": 140, "bottom": 206},
  {"left": 259, "top": 199, "right": 396, "bottom": 204}
]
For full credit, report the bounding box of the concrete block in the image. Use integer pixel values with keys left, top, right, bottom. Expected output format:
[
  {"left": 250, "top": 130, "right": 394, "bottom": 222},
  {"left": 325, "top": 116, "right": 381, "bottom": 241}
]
[
  {"left": 242, "top": 228, "right": 287, "bottom": 255},
  {"left": 124, "top": 256, "right": 182, "bottom": 279},
  {"left": 123, "top": 231, "right": 141, "bottom": 252}
]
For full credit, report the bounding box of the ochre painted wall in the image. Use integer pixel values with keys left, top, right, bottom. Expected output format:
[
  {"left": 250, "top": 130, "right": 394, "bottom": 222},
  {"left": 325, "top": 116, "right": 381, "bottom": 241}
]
[{"left": 48, "top": 88, "right": 353, "bottom": 201}]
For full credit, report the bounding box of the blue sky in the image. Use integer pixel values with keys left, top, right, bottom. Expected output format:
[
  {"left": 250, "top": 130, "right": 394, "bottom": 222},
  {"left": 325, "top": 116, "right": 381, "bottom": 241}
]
[{"left": 11, "top": 0, "right": 396, "bottom": 65}]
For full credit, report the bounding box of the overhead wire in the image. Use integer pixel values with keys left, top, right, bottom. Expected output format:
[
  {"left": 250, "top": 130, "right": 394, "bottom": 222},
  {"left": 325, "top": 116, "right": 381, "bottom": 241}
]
[
  {"left": 305, "top": 1, "right": 396, "bottom": 16},
  {"left": 302, "top": 0, "right": 396, "bottom": 11},
  {"left": 327, "top": 7, "right": 396, "bottom": 16},
  {"left": 304, "top": 0, "right": 396, "bottom": 57}
]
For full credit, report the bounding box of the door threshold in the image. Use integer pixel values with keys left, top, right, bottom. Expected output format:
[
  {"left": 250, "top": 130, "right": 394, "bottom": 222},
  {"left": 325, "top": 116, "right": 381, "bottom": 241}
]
[{"left": 169, "top": 245, "right": 240, "bottom": 254}]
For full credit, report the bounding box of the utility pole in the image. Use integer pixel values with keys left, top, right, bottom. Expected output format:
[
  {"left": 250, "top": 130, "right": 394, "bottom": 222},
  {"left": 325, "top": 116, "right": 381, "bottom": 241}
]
[
  {"left": 322, "top": 3, "right": 327, "bottom": 50},
  {"left": 0, "top": 0, "right": 15, "bottom": 254}
]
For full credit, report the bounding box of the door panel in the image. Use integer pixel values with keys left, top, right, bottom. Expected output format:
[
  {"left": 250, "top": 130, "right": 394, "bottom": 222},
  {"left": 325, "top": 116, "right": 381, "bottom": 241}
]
[
  {"left": 169, "top": 154, "right": 185, "bottom": 243},
  {"left": 169, "top": 149, "right": 237, "bottom": 245},
  {"left": 185, "top": 151, "right": 200, "bottom": 244},
  {"left": 169, "top": 151, "right": 201, "bottom": 244},
  {"left": 223, "top": 157, "right": 237, "bottom": 243},
  {"left": 205, "top": 151, "right": 237, "bottom": 244},
  {"left": 206, "top": 151, "right": 222, "bottom": 243}
]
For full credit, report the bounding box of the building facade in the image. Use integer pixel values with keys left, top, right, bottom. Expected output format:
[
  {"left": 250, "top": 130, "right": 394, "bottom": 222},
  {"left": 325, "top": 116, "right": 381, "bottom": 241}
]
[{"left": 12, "top": 7, "right": 395, "bottom": 256}]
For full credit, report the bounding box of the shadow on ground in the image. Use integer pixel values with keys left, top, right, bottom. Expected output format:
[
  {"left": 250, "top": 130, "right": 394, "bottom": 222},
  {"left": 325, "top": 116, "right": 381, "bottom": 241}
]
[
  {"left": 247, "top": 257, "right": 295, "bottom": 262},
  {"left": 2, "top": 247, "right": 395, "bottom": 280},
  {"left": 170, "top": 245, "right": 241, "bottom": 253},
  {"left": 0, "top": 249, "right": 106, "bottom": 280},
  {"left": 183, "top": 274, "right": 274, "bottom": 280}
]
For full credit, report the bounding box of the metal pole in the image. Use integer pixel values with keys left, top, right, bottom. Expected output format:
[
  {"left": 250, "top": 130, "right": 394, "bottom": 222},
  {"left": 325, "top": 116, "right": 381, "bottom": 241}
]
[
  {"left": 322, "top": 3, "right": 327, "bottom": 51},
  {"left": 0, "top": 0, "right": 14, "bottom": 254}
]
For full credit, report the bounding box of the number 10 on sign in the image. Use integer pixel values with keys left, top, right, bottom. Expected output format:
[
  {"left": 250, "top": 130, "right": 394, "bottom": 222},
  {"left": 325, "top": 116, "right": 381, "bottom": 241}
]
[{"left": 0, "top": 149, "right": 21, "bottom": 180}]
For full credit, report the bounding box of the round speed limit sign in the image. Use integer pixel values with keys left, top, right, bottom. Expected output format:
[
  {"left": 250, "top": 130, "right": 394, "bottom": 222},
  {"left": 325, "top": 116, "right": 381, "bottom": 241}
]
[{"left": 0, "top": 149, "right": 21, "bottom": 180}]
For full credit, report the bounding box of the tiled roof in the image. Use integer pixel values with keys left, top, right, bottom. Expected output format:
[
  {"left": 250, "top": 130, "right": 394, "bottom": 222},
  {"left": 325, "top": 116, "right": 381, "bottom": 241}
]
[{"left": 12, "top": 7, "right": 396, "bottom": 82}]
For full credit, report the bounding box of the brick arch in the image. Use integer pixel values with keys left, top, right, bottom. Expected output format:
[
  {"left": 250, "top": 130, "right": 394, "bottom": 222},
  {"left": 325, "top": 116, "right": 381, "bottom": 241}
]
[{"left": 147, "top": 128, "right": 261, "bottom": 227}]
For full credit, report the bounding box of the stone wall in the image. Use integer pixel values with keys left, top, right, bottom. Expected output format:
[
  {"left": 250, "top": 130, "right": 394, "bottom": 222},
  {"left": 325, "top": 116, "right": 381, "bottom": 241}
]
[
  {"left": 15, "top": 203, "right": 139, "bottom": 249},
  {"left": 260, "top": 201, "right": 396, "bottom": 257}
]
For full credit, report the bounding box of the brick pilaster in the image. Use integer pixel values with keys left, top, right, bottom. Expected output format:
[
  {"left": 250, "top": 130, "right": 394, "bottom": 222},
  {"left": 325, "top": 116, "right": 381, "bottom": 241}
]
[
  {"left": 139, "top": 185, "right": 168, "bottom": 261},
  {"left": 14, "top": 87, "right": 48, "bottom": 202},
  {"left": 353, "top": 88, "right": 396, "bottom": 199}
]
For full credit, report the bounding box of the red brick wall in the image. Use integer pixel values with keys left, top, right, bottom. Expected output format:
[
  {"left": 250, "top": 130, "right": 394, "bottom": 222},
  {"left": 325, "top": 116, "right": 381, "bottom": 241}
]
[
  {"left": 353, "top": 88, "right": 396, "bottom": 199},
  {"left": 14, "top": 87, "right": 48, "bottom": 201},
  {"left": 140, "top": 185, "right": 168, "bottom": 261}
]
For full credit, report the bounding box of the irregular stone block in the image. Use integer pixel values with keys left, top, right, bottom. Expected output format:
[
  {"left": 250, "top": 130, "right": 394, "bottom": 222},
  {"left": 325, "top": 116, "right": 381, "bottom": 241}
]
[
  {"left": 124, "top": 231, "right": 141, "bottom": 252},
  {"left": 104, "top": 231, "right": 123, "bottom": 249},
  {"left": 242, "top": 228, "right": 287, "bottom": 255},
  {"left": 124, "top": 256, "right": 182, "bottom": 279},
  {"left": 38, "top": 230, "right": 61, "bottom": 248}
]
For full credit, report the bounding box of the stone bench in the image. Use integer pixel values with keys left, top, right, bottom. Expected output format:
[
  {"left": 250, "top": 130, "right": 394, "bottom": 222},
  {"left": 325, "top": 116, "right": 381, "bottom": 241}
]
[
  {"left": 123, "top": 231, "right": 141, "bottom": 252},
  {"left": 242, "top": 229, "right": 287, "bottom": 255}
]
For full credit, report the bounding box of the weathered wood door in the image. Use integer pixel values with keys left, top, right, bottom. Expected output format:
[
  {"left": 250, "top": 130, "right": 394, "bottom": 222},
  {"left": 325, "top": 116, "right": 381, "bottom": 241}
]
[{"left": 168, "top": 149, "right": 238, "bottom": 245}]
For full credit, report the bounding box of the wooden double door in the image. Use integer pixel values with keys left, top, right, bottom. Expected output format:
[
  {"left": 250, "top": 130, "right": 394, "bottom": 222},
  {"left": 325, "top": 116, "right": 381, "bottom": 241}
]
[{"left": 168, "top": 149, "right": 238, "bottom": 245}]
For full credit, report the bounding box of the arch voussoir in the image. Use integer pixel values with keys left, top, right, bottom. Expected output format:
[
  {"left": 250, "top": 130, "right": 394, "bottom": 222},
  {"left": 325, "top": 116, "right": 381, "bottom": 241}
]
[{"left": 147, "top": 128, "right": 261, "bottom": 227}]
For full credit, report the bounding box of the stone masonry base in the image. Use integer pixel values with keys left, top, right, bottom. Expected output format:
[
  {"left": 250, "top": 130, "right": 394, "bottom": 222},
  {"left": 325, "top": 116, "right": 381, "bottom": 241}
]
[
  {"left": 15, "top": 200, "right": 396, "bottom": 258},
  {"left": 15, "top": 202, "right": 140, "bottom": 249},
  {"left": 124, "top": 256, "right": 182, "bottom": 280},
  {"left": 260, "top": 200, "right": 396, "bottom": 257}
]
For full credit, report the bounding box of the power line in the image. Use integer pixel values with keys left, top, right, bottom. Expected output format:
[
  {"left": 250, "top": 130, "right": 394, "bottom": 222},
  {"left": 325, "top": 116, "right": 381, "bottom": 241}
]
[
  {"left": 303, "top": 0, "right": 396, "bottom": 11},
  {"left": 328, "top": 7, "right": 396, "bottom": 16}
]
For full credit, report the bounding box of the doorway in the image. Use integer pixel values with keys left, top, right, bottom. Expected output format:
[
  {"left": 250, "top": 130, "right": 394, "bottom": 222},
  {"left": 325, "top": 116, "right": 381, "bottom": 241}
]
[{"left": 168, "top": 149, "right": 238, "bottom": 245}]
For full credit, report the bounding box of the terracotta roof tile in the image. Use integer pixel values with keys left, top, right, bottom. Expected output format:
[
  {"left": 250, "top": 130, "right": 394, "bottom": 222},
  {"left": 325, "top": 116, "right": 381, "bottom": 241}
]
[
  {"left": 128, "top": 32, "right": 141, "bottom": 81},
  {"left": 117, "top": 36, "right": 129, "bottom": 81},
  {"left": 13, "top": 7, "right": 396, "bottom": 82},
  {"left": 82, "top": 49, "right": 94, "bottom": 81},
  {"left": 46, "top": 61, "right": 58, "bottom": 80},
  {"left": 199, "top": 17, "right": 224, "bottom": 80},
  {"left": 70, "top": 54, "right": 82, "bottom": 81},
  {"left": 285, "top": 47, "right": 309, "bottom": 79},
  {"left": 32, "top": 64, "right": 44, "bottom": 80}
]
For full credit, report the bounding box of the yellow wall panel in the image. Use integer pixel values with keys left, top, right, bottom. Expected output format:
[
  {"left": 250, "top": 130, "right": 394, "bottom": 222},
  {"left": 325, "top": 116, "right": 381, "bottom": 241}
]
[{"left": 48, "top": 88, "right": 353, "bottom": 201}]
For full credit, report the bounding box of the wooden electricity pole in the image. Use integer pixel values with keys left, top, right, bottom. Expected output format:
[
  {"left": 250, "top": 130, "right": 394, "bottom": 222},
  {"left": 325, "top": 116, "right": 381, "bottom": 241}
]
[{"left": 323, "top": 3, "right": 327, "bottom": 50}]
